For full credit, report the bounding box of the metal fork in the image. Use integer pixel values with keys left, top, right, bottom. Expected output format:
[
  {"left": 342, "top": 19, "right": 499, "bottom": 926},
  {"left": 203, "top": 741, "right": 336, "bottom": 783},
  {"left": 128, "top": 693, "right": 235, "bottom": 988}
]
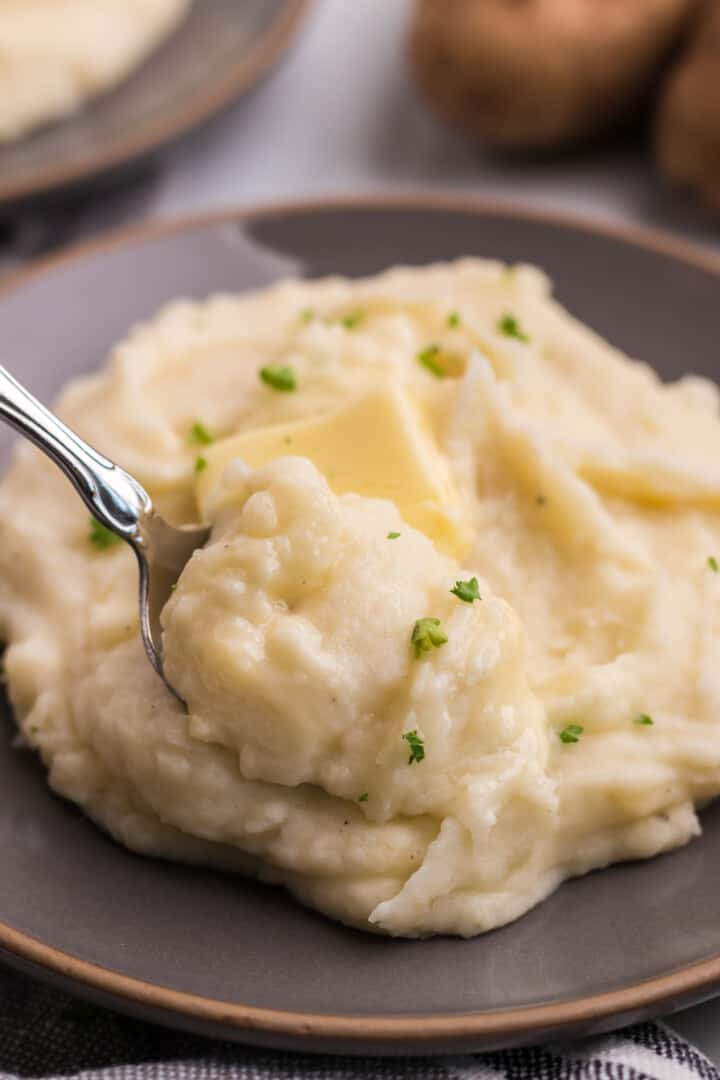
[{"left": 0, "top": 366, "right": 210, "bottom": 700}]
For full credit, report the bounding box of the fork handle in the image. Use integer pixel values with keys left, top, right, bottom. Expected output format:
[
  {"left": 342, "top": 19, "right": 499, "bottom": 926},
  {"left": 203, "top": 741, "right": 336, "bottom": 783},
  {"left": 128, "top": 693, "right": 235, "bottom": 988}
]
[{"left": 0, "top": 365, "right": 152, "bottom": 540}]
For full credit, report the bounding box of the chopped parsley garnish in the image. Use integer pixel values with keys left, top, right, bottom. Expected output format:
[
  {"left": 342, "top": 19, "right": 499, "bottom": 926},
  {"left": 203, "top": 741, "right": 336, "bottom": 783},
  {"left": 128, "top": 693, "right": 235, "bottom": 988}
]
[
  {"left": 417, "top": 344, "right": 444, "bottom": 378},
  {"left": 387, "top": 531, "right": 401, "bottom": 539},
  {"left": 498, "top": 312, "right": 530, "bottom": 343},
  {"left": 708, "top": 556, "right": 718, "bottom": 573},
  {"left": 300, "top": 307, "right": 315, "bottom": 324},
  {"left": 189, "top": 421, "right": 213, "bottom": 446},
  {"left": 634, "top": 713, "right": 654, "bottom": 726},
  {"left": 340, "top": 310, "right": 365, "bottom": 330},
  {"left": 259, "top": 365, "right": 297, "bottom": 392},
  {"left": 195, "top": 455, "right": 208, "bottom": 473},
  {"left": 536, "top": 495, "right": 547, "bottom": 506},
  {"left": 403, "top": 730, "right": 425, "bottom": 765},
  {"left": 450, "top": 577, "right": 481, "bottom": 603},
  {"left": 358, "top": 792, "right": 369, "bottom": 802},
  {"left": 88, "top": 517, "right": 122, "bottom": 550},
  {"left": 447, "top": 311, "right": 461, "bottom": 328},
  {"left": 417, "top": 344, "right": 466, "bottom": 378},
  {"left": 411, "top": 617, "right": 448, "bottom": 658},
  {"left": 558, "top": 724, "right": 584, "bottom": 744}
]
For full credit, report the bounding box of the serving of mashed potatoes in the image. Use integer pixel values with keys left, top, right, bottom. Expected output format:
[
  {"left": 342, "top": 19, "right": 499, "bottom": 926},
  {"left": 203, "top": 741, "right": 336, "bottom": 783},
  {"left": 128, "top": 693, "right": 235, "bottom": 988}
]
[
  {"left": 0, "top": 0, "right": 191, "bottom": 141},
  {"left": 2, "top": 259, "right": 720, "bottom": 938}
]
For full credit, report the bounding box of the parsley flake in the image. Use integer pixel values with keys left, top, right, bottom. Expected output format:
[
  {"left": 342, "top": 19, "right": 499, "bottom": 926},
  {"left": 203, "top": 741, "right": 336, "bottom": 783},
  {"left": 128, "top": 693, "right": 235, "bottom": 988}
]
[
  {"left": 634, "top": 714, "right": 654, "bottom": 726},
  {"left": 358, "top": 792, "right": 369, "bottom": 802},
  {"left": 417, "top": 344, "right": 444, "bottom": 378},
  {"left": 88, "top": 517, "right": 122, "bottom": 550},
  {"left": 411, "top": 617, "right": 448, "bottom": 658},
  {"left": 403, "top": 730, "right": 426, "bottom": 765},
  {"left": 536, "top": 495, "right": 547, "bottom": 506},
  {"left": 300, "top": 307, "right": 315, "bottom": 324},
  {"left": 450, "top": 577, "right": 481, "bottom": 603},
  {"left": 189, "top": 421, "right": 213, "bottom": 446},
  {"left": 447, "top": 311, "right": 461, "bottom": 328},
  {"left": 340, "top": 310, "right": 365, "bottom": 330},
  {"left": 195, "top": 456, "right": 208, "bottom": 473},
  {"left": 387, "top": 531, "right": 401, "bottom": 539},
  {"left": 708, "top": 556, "right": 718, "bottom": 573},
  {"left": 558, "top": 724, "right": 584, "bottom": 744},
  {"left": 259, "top": 365, "right": 297, "bottom": 392},
  {"left": 498, "top": 312, "right": 530, "bottom": 343}
]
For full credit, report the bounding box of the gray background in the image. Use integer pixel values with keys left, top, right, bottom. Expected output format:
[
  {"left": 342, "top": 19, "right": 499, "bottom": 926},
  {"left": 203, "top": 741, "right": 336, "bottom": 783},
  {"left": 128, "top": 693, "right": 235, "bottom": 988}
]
[
  {"left": 9, "top": 0, "right": 719, "bottom": 262},
  {"left": 3, "top": 0, "right": 720, "bottom": 1060}
]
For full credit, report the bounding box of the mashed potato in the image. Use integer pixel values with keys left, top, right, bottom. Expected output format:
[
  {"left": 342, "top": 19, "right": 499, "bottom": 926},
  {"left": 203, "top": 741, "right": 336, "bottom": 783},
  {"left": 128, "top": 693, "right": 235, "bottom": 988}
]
[
  {"left": 0, "top": 0, "right": 191, "bottom": 141},
  {"left": 1, "top": 259, "right": 720, "bottom": 938}
]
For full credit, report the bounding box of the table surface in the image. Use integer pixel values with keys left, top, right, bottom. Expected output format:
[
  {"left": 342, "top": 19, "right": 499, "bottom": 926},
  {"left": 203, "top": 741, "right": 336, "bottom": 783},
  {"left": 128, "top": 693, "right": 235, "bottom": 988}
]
[{"left": 5, "top": 0, "right": 720, "bottom": 1061}]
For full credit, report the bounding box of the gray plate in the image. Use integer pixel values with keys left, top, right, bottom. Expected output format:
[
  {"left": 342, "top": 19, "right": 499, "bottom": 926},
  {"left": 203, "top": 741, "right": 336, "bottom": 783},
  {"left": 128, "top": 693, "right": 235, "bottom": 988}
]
[
  {"left": 0, "top": 0, "right": 309, "bottom": 213},
  {"left": 1, "top": 199, "right": 719, "bottom": 1056}
]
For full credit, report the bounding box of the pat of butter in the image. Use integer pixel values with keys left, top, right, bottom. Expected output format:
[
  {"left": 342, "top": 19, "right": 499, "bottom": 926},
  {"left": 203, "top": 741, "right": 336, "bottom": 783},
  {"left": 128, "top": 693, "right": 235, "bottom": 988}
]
[{"left": 195, "top": 382, "right": 467, "bottom": 555}]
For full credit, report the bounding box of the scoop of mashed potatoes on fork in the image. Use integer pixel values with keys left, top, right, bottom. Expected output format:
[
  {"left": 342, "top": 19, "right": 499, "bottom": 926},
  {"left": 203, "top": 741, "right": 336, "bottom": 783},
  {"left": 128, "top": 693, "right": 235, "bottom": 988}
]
[{"left": 1, "top": 259, "right": 719, "bottom": 938}]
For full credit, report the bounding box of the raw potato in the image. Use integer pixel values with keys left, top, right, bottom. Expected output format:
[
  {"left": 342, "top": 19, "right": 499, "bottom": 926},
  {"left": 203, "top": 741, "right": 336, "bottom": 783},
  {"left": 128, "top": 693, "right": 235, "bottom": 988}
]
[
  {"left": 410, "top": 0, "right": 698, "bottom": 149},
  {"left": 656, "top": 0, "right": 720, "bottom": 210}
]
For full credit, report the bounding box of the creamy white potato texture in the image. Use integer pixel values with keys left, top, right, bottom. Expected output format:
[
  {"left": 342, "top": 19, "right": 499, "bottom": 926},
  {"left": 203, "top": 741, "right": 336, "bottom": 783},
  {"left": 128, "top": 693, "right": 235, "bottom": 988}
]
[
  {"left": 0, "top": 0, "right": 191, "bottom": 141},
  {"left": 2, "top": 260, "right": 720, "bottom": 938}
]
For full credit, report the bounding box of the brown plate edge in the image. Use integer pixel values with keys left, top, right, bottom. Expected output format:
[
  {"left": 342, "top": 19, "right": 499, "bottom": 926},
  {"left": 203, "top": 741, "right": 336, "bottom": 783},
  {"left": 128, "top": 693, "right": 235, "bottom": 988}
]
[
  {"left": 1, "top": 193, "right": 720, "bottom": 1053},
  {"left": 2, "top": 193, "right": 719, "bottom": 297},
  {"left": 0, "top": 0, "right": 312, "bottom": 207}
]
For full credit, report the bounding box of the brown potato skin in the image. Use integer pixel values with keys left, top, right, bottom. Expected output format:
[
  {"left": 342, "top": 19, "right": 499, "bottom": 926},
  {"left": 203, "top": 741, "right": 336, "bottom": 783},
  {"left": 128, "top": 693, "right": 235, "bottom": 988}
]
[
  {"left": 410, "top": 0, "right": 699, "bottom": 149},
  {"left": 656, "top": 1, "right": 720, "bottom": 210}
]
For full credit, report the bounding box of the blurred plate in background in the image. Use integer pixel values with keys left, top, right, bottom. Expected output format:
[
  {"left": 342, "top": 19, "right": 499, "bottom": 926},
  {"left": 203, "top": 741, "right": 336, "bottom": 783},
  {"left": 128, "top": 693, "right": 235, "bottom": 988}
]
[{"left": 0, "top": 0, "right": 310, "bottom": 216}]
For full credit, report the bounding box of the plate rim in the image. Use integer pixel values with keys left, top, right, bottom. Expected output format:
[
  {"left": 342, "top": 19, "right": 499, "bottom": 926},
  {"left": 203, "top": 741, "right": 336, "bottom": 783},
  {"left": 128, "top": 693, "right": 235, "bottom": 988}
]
[
  {"left": 0, "top": 0, "right": 311, "bottom": 207},
  {"left": 1, "top": 194, "right": 720, "bottom": 1050},
  {"left": 2, "top": 192, "right": 719, "bottom": 295}
]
